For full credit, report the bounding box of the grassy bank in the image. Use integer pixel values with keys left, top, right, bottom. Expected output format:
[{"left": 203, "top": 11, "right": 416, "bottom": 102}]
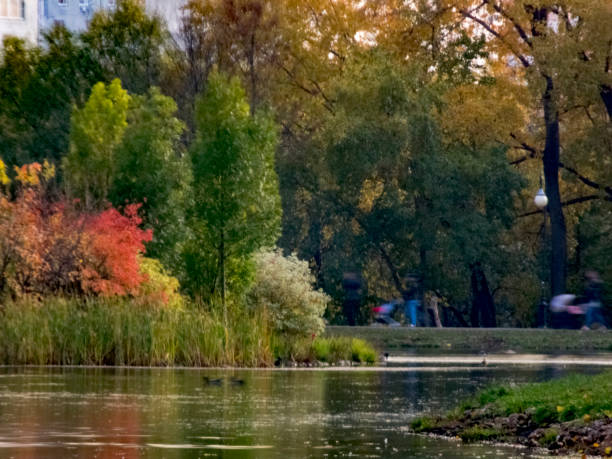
[
  {"left": 326, "top": 326, "right": 612, "bottom": 354},
  {"left": 412, "top": 371, "right": 612, "bottom": 456},
  {"left": 0, "top": 298, "right": 377, "bottom": 367}
]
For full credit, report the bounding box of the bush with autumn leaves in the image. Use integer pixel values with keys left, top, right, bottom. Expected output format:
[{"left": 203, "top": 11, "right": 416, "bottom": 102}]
[{"left": 0, "top": 159, "right": 181, "bottom": 306}]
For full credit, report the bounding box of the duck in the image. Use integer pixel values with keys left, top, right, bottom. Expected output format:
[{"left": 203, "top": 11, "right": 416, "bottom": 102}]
[{"left": 203, "top": 376, "right": 223, "bottom": 386}]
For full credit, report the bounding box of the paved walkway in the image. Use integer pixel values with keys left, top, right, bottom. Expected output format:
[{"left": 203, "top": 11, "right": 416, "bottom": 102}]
[{"left": 388, "top": 353, "right": 612, "bottom": 366}]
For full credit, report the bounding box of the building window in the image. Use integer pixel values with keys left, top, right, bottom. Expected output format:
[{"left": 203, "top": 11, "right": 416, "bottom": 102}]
[
  {"left": 20, "top": 0, "right": 25, "bottom": 18},
  {"left": 0, "top": 0, "right": 21, "bottom": 18}
]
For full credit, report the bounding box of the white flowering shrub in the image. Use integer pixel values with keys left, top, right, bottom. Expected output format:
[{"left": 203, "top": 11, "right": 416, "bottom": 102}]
[{"left": 248, "top": 249, "right": 329, "bottom": 337}]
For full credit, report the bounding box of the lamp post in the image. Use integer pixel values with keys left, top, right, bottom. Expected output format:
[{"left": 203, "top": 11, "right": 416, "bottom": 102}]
[{"left": 534, "top": 187, "right": 549, "bottom": 327}]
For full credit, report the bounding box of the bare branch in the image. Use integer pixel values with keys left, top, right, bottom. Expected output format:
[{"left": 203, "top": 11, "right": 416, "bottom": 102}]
[
  {"left": 485, "top": 0, "right": 533, "bottom": 48},
  {"left": 559, "top": 162, "right": 612, "bottom": 198},
  {"left": 458, "top": 8, "right": 531, "bottom": 68},
  {"left": 518, "top": 195, "right": 606, "bottom": 218}
]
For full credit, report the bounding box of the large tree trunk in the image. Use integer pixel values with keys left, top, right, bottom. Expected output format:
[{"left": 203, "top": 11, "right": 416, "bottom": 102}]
[
  {"left": 470, "top": 263, "right": 496, "bottom": 327},
  {"left": 542, "top": 76, "right": 567, "bottom": 296},
  {"left": 470, "top": 267, "right": 480, "bottom": 327}
]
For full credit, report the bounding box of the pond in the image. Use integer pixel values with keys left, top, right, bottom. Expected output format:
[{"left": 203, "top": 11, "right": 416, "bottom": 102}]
[{"left": 0, "top": 364, "right": 601, "bottom": 458}]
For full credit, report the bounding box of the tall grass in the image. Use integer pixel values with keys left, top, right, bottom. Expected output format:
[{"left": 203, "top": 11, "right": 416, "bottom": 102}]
[
  {"left": 0, "top": 297, "right": 378, "bottom": 367},
  {"left": 0, "top": 297, "right": 272, "bottom": 367}
]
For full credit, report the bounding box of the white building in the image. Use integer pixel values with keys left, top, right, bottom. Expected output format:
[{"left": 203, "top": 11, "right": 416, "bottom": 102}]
[
  {"left": 38, "top": 0, "right": 184, "bottom": 38},
  {"left": 1, "top": 0, "right": 184, "bottom": 47},
  {"left": 0, "top": 0, "right": 38, "bottom": 44},
  {"left": 39, "top": 0, "right": 117, "bottom": 33}
]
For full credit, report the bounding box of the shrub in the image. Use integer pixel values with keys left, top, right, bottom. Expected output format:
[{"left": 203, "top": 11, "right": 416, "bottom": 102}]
[
  {"left": 248, "top": 249, "right": 329, "bottom": 337},
  {"left": 273, "top": 336, "right": 377, "bottom": 365},
  {"left": 138, "top": 257, "right": 183, "bottom": 308},
  {"left": 312, "top": 338, "right": 331, "bottom": 362},
  {"left": 351, "top": 338, "right": 377, "bottom": 363},
  {"left": 81, "top": 204, "right": 152, "bottom": 296},
  {"left": 0, "top": 159, "right": 157, "bottom": 300}
]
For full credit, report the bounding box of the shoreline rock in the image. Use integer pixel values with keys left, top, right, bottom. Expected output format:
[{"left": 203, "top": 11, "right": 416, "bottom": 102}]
[{"left": 413, "top": 409, "right": 612, "bottom": 456}]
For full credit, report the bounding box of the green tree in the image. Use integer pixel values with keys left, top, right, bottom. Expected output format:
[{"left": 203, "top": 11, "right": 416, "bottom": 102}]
[
  {"left": 63, "top": 79, "right": 130, "bottom": 210},
  {"left": 109, "top": 87, "right": 191, "bottom": 272},
  {"left": 186, "top": 72, "right": 281, "bottom": 312},
  {"left": 82, "top": 0, "right": 166, "bottom": 95},
  {"left": 0, "top": 28, "right": 102, "bottom": 167},
  {"left": 279, "top": 52, "right": 525, "bottom": 325}
]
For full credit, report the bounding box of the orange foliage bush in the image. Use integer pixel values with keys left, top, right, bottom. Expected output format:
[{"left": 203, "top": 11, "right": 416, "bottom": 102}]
[
  {"left": 82, "top": 205, "right": 152, "bottom": 296},
  {"left": 0, "top": 161, "right": 153, "bottom": 298}
]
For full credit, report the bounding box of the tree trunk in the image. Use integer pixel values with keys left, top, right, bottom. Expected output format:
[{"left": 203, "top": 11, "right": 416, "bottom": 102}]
[
  {"left": 427, "top": 295, "right": 443, "bottom": 328},
  {"left": 470, "top": 263, "right": 497, "bottom": 327},
  {"left": 248, "top": 32, "right": 257, "bottom": 115},
  {"left": 601, "top": 85, "right": 612, "bottom": 119},
  {"left": 542, "top": 76, "right": 567, "bottom": 296},
  {"left": 470, "top": 266, "right": 481, "bottom": 327},
  {"left": 219, "top": 229, "right": 227, "bottom": 327}
]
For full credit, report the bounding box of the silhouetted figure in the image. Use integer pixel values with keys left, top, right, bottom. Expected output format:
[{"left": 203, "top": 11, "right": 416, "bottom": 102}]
[
  {"left": 581, "top": 270, "right": 606, "bottom": 330},
  {"left": 373, "top": 300, "right": 401, "bottom": 326},
  {"left": 342, "top": 272, "right": 362, "bottom": 326},
  {"left": 401, "top": 275, "right": 420, "bottom": 327}
]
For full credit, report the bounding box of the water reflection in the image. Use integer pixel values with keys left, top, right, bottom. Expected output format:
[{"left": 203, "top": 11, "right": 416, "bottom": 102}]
[{"left": 0, "top": 365, "right": 602, "bottom": 458}]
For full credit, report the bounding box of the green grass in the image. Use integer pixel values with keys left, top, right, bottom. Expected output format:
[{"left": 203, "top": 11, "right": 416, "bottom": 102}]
[
  {"left": 0, "top": 297, "right": 378, "bottom": 367},
  {"left": 539, "top": 428, "right": 559, "bottom": 447},
  {"left": 458, "top": 426, "right": 504, "bottom": 442},
  {"left": 460, "top": 371, "right": 612, "bottom": 424},
  {"left": 410, "top": 416, "right": 438, "bottom": 432},
  {"left": 326, "top": 326, "right": 612, "bottom": 354},
  {"left": 274, "top": 335, "right": 378, "bottom": 365}
]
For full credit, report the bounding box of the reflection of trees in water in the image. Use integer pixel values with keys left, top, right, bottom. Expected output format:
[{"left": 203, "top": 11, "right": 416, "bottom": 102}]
[{"left": 1, "top": 366, "right": 609, "bottom": 458}]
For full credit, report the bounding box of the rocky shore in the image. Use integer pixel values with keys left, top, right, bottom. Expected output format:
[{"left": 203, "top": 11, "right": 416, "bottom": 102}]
[{"left": 413, "top": 409, "right": 612, "bottom": 456}]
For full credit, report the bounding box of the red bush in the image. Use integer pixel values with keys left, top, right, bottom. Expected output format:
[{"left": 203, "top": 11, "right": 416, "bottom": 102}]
[
  {"left": 82, "top": 204, "right": 152, "bottom": 296},
  {"left": 0, "top": 162, "right": 153, "bottom": 298}
]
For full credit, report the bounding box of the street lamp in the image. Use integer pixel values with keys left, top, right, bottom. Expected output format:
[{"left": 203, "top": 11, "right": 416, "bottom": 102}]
[
  {"left": 534, "top": 187, "right": 549, "bottom": 327},
  {"left": 534, "top": 188, "right": 548, "bottom": 210}
]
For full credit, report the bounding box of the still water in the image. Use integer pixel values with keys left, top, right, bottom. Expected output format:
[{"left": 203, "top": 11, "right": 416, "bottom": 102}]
[{"left": 0, "top": 364, "right": 600, "bottom": 458}]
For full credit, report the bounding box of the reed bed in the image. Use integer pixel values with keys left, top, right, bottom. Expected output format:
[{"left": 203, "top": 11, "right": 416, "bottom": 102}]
[
  {"left": 0, "top": 297, "right": 377, "bottom": 367},
  {"left": 0, "top": 297, "right": 272, "bottom": 367}
]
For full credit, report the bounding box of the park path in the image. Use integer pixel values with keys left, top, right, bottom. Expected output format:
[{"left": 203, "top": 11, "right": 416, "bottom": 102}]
[{"left": 388, "top": 354, "right": 612, "bottom": 366}]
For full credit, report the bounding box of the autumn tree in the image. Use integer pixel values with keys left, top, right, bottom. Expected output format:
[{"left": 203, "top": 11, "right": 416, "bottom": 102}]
[
  {"left": 186, "top": 72, "right": 281, "bottom": 312},
  {"left": 385, "top": 0, "right": 612, "bottom": 296}
]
